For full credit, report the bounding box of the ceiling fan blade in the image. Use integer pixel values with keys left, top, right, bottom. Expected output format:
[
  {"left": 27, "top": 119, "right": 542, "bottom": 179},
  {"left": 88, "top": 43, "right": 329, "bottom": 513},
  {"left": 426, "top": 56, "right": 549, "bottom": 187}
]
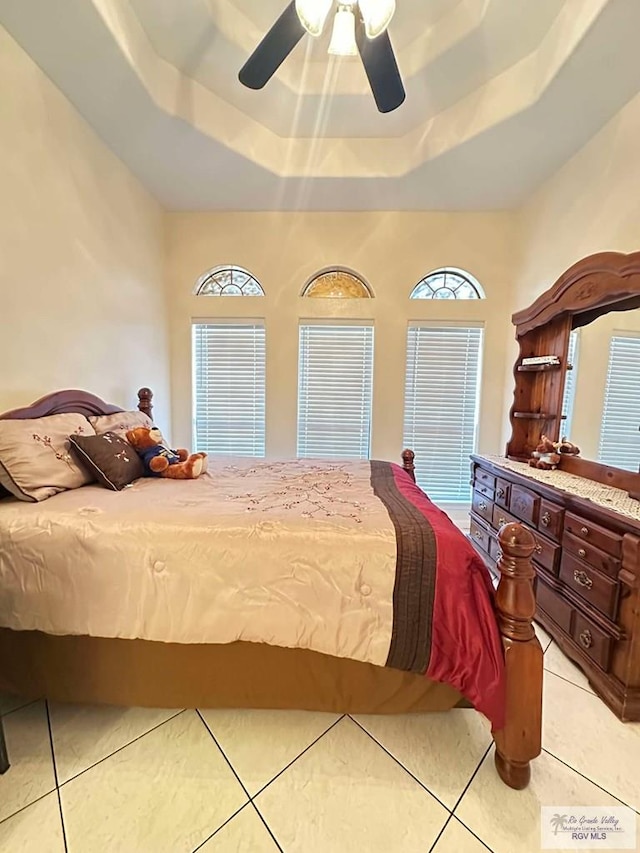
[
  {"left": 239, "top": 1, "right": 306, "bottom": 90},
  {"left": 355, "top": 19, "right": 405, "bottom": 113}
]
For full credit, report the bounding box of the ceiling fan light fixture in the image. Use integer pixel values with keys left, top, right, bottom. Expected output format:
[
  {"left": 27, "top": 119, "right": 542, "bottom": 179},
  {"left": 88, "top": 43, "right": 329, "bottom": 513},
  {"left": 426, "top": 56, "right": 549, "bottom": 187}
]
[
  {"left": 328, "top": 6, "right": 358, "bottom": 56},
  {"left": 295, "top": 0, "right": 333, "bottom": 37},
  {"left": 358, "top": 0, "right": 396, "bottom": 39}
]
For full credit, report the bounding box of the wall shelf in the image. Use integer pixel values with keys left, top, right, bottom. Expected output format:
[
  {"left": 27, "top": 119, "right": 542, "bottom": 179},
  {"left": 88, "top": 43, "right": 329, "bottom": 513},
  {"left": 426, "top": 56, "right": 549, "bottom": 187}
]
[
  {"left": 512, "top": 412, "right": 556, "bottom": 420},
  {"left": 517, "top": 363, "right": 562, "bottom": 372}
]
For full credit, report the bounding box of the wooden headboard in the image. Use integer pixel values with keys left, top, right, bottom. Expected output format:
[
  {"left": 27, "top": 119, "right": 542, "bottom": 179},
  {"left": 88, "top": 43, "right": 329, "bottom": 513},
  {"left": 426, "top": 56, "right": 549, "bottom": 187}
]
[{"left": 0, "top": 388, "right": 153, "bottom": 421}]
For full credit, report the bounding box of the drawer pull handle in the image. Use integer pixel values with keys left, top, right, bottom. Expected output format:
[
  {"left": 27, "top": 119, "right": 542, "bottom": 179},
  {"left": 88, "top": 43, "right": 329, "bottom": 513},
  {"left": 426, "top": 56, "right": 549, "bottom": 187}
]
[
  {"left": 579, "top": 629, "right": 593, "bottom": 649},
  {"left": 496, "top": 551, "right": 503, "bottom": 561},
  {"left": 541, "top": 512, "right": 551, "bottom": 527},
  {"left": 478, "top": 501, "right": 487, "bottom": 511},
  {"left": 498, "top": 517, "right": 506, "bottom": 526},
  {"left": 497, "top": 488, "right": 505, "bottom": 498},
  {"left": 534, "top": 544, "right": 542, "bottom": 555},
  {"left": 581, "top": 526, "right": 589, "bottom": 536},
  {"left": 573, "top": 570, "right": 593, "bottom": 590},
  {"left": 578, "top": 548, "right": 587, "bottom": 559},
  {"left": 474, "top": 530, "right": 483, "bottom": 541}
]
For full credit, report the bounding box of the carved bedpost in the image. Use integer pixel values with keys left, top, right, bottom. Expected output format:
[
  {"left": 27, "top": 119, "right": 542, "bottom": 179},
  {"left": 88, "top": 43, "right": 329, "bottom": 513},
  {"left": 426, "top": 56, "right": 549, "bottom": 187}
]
[
  {"left": 493, "top": 522, "right": 543, "bottom": 790},
  {"left": 401, "top": 449, "right": 416, "bottom": 482},
  {"left": 137, "top": 387, "right": 153, "bottom": 420}
]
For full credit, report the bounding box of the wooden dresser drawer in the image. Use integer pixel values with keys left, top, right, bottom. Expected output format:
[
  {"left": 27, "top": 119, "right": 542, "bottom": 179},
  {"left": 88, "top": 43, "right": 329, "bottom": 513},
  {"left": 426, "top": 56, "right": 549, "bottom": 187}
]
[
  {"left": 492, "top": 504, "right": 518, "bottom": 531},
  {"left": 472, "top": 490, "right": 493, "bottom": 523},
  {"left": 530, "top": 529, "right": 560, "bottom": 575},
  {"left": 509, "top": 484, "right": 540, "bottom": 526},
  {"left": 495, "top": 478, "right": 511, "bottom": 509},
  {"left": 474, "top": 481, "right": 494, "bottom": 501},
  {"left": 536, "top": 576, "right": 573, "bottom": 634},
  {"left": 470, "top": 517, "right": 489, "bottom": 553},
  {"left": 475, "top": 469, "right": 496, "bottom": 491},
  {"left": 565, "top": 512, "right": 623, "bottom": 559},
  {"left": 559, "top": 553, "right": 619, "bottom": 620},
  {"left": 572, "top": 612, "right": 613, "bottom": 672},
  {"left": 562, "top": 532, "right": 621, "bottom": 580},
  {"left": 488, "top": 535, "right": 501, "bottom": 563},
  {"left": 537, "top": 499, "right": 564, "bottom": 542}
]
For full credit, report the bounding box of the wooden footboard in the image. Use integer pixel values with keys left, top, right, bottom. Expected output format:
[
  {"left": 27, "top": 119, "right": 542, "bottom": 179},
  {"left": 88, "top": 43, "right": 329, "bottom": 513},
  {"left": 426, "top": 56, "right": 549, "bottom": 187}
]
[{"left": 493, "top": 522, "right": 543, "bottom": 789}]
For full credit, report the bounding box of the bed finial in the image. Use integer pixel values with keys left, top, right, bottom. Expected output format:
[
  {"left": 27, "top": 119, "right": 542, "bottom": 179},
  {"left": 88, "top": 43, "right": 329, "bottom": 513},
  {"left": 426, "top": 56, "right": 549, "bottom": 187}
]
[
  {"left": 401, "top": 449, "right": 416, "bottom": 482},
  {"left": 138, "top": 387, "right": 153, "bottom": 420},
  {"left": 493, "top": 522, "right": 542, "bottom": 789}
]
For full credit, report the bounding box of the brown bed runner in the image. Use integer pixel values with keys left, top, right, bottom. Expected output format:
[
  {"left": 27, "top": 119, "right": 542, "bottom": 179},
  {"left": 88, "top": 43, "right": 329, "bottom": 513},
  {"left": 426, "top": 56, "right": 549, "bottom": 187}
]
[{"left": 370, "top": 461, "right": 437, "bottom": 674}]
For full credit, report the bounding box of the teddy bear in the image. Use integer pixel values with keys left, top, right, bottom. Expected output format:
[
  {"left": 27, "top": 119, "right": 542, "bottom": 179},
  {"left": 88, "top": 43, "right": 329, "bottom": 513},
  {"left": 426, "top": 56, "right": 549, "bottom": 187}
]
[
  {"left": 556, "top": 436, "right": 581, "bottom": 456},
  {"left": 126, "top": 426, "right": 208, "bottom": 479},
  {"left": 528, "top": 434, "right": 562, "bottom": 470}
]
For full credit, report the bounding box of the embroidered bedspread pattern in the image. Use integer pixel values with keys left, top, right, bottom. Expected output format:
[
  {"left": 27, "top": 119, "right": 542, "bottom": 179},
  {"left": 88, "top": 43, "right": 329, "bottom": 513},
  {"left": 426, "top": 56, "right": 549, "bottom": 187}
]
[{"left": 0, "top": 459, "right": 397, "bottom": 668}]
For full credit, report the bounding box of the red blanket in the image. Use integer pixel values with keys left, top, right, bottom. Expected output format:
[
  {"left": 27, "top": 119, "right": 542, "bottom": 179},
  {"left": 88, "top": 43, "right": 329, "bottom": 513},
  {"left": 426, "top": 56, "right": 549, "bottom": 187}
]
[{"left": 371, "top": 461, "right": 506, "bottom": 731}]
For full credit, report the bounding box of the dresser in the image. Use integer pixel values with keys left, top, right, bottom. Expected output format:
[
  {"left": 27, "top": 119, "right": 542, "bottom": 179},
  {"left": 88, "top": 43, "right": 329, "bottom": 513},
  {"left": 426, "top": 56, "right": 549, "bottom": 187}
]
[{"left": 470, "top": 453, "right": 640, "bottom": 721}]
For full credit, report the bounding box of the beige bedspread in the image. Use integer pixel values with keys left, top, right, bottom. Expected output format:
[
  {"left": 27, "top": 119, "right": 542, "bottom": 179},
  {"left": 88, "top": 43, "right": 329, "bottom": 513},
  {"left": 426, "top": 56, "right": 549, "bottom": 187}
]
[{"left": 0, "top": 459, "right": 397, "bottom": 666}]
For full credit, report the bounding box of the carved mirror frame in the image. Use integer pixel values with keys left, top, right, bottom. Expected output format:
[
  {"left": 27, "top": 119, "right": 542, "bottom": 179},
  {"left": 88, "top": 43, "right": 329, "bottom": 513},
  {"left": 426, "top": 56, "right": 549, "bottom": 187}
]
[{"left": 508, "top": 251, "right": 640, "bottom": 499}]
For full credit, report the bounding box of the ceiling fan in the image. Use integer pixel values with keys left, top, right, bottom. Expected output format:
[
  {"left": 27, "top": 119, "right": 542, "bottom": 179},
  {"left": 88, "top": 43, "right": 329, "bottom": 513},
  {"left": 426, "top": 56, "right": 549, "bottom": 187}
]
[{"left": 238, "top": 0, "right": 405, "bottom": 114}]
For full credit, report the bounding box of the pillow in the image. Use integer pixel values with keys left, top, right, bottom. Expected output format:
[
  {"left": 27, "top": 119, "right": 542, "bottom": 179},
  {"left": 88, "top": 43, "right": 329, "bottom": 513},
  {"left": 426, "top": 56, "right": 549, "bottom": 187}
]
[
  {"left": 0, "top": 414, "right": 96, "bottom": 502},
  {"left": 69, "top": 431, "right": 145, "bottom": 491},
  {"left": 89, "top": 410, "right": 153, "bottom": 440}
]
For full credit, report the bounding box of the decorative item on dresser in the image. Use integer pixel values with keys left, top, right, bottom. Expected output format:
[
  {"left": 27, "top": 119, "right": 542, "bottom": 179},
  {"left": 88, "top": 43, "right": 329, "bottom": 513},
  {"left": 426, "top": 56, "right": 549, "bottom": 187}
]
[{"left": 470, "top": 251, "right": 640, "bottom": 722}]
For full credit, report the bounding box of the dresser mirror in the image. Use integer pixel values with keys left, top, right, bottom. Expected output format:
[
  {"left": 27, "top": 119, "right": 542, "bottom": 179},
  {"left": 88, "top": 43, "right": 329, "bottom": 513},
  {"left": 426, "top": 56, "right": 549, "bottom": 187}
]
[
  {"left": 507, "top": 251, "right": 640, "bottom": 500},
  {"left": 563, "top": 307, "right": 640, "bottom": 471}
]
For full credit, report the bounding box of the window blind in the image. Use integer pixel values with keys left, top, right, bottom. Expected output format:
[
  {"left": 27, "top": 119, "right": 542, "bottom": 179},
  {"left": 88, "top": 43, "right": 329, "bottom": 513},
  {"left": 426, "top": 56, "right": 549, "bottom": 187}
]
[
  {"left": 403, "top": 324, "right": 483, "bottom": 502},
  {"left": 192, "top": 322, "right": 266, "bottom": 456},
  {"left": 598, "top": 334, "right": 640, "bottom": 472},
  {"left": 561, "top": 330, "right": 579, "bottom": 440},
  {"left": 297, "top": 324, "right": 374, "bottom": 459}
]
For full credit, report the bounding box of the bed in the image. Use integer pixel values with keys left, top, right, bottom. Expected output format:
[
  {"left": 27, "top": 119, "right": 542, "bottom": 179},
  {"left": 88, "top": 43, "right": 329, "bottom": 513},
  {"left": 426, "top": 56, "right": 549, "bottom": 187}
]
[{"left": 0, "top": 388, "right": 543, "bottom": 789}]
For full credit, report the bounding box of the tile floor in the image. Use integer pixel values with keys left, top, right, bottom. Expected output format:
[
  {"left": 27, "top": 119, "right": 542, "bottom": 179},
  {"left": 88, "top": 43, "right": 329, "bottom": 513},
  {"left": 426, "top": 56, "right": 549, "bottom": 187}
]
[{"left": 1, "top": 621, "right": 639, "bottom": 853}]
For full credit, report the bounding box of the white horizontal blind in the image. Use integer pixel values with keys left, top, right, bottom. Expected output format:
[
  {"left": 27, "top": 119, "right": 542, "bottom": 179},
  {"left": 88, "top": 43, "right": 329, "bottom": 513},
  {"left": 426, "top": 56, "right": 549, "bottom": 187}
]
[
  {"left": 403, "top": 325, "right": 483, "bottom": 502},
  {"left": 297, "top": 324, "right": 374, "bottom": 459},
  {"left": 192, "top": 322, "right": 266, "bottom": 456},
  {"left": 561, "top": 330, "right": 579, "bottom": 440},
  {"left": 598, "top": 334, "right": 640, "bottom": 472}
]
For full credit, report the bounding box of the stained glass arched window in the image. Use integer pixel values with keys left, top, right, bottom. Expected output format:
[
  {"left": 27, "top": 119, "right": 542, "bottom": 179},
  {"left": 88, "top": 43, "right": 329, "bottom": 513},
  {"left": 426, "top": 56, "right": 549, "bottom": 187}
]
[
  {"left": 302, "top": 268, "right": 373, "bottom": 299},
  {"left": 410, "top": 268, "right": 484, "bottom": 300},
  {"left": 195, "top": 266, "right": 265, "bottom": 296}
]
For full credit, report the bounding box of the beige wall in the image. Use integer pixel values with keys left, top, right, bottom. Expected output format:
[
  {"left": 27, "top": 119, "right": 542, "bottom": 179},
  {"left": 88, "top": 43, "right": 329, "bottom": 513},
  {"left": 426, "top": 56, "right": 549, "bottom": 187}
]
[
  {"left": 516, "top": 90, "right": 640, "bottom": 309},
  {"left": 0, "top": 27, "right": 169, "bottom": 426},
  {"left": 166, "top": 212, "right": 517, "bottom": 461},
  {"left": 510, "top": 90, "right": 640, "bottom": 454}
]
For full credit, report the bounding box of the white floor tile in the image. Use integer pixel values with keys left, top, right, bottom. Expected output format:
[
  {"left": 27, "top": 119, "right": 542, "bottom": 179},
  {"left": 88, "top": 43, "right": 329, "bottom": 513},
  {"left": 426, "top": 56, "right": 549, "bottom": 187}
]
[
  {"left": 49, "top": 701, "right": 181, "bottom": 783},
  {"left": 543, "top": 671, "right": 640, "bottom": 810},
  {"left": 433, "top": 817, "right": 493, "bottom": 852},
  {"left": 256, "top": 716, "right": 448, "bottom": 853},
  {"left": 0, "top": 702, "right": 56, "bottom": 823},
  {"left": 198, "top": 804, "right": 280, "bottom": 852},
  {"left": 199, "top": 708, "right": 339, "bottom": 795},
  {"left": 0, "top": 793, "right": 65, "bottom": 853},
  {"left": 544, "top": 642, "right": 595, "bottom": 693},
  {"left": 353, "top": 709, "right": 492, "bottom": 809},
  {"left": 533, "top": 620, "right": 553, "bottom": 653},
  {"left": 456, "top": 748, "right": 627, "bottom": 853},
  {"left": 0, "top": 690, "right": 33, "bottom": 716},
  {"left": 60, "top": 710, "right": 248, "bottom": 853}
]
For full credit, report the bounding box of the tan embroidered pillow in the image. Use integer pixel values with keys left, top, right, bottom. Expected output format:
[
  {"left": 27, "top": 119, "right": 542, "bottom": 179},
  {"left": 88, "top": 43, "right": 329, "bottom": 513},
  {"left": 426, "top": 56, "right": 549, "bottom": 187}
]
[
  {"left": 89, "top": 411, "right": 153, "bottom": 440},
  {"left": 0, "top": 414, "right": 96, "bottom": 502}
]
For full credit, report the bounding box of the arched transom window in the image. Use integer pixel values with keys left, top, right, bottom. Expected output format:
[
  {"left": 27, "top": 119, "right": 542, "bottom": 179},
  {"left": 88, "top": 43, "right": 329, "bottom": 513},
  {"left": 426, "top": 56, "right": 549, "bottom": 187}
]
[
  {"left": 195, "top": 265, "right": 265, "bottom": 296},
  {"left": 410, "top": 268, "right": 484, "bottom": 300},
  {"left": 302, "top": 268, "right": 373, "bottom": 299}
]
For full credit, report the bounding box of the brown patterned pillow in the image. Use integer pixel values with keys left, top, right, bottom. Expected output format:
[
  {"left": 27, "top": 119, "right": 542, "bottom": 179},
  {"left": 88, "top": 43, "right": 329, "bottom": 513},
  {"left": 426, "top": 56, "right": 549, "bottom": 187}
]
[
  {"left": 88, "top": 410, "right": 153, "bottom": 440},
  {"left": 0, "top": 414, "right": 95, "bottom": 502},
  {"left": 69, "top": 432, "right": 144, "bottom": 491}
]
